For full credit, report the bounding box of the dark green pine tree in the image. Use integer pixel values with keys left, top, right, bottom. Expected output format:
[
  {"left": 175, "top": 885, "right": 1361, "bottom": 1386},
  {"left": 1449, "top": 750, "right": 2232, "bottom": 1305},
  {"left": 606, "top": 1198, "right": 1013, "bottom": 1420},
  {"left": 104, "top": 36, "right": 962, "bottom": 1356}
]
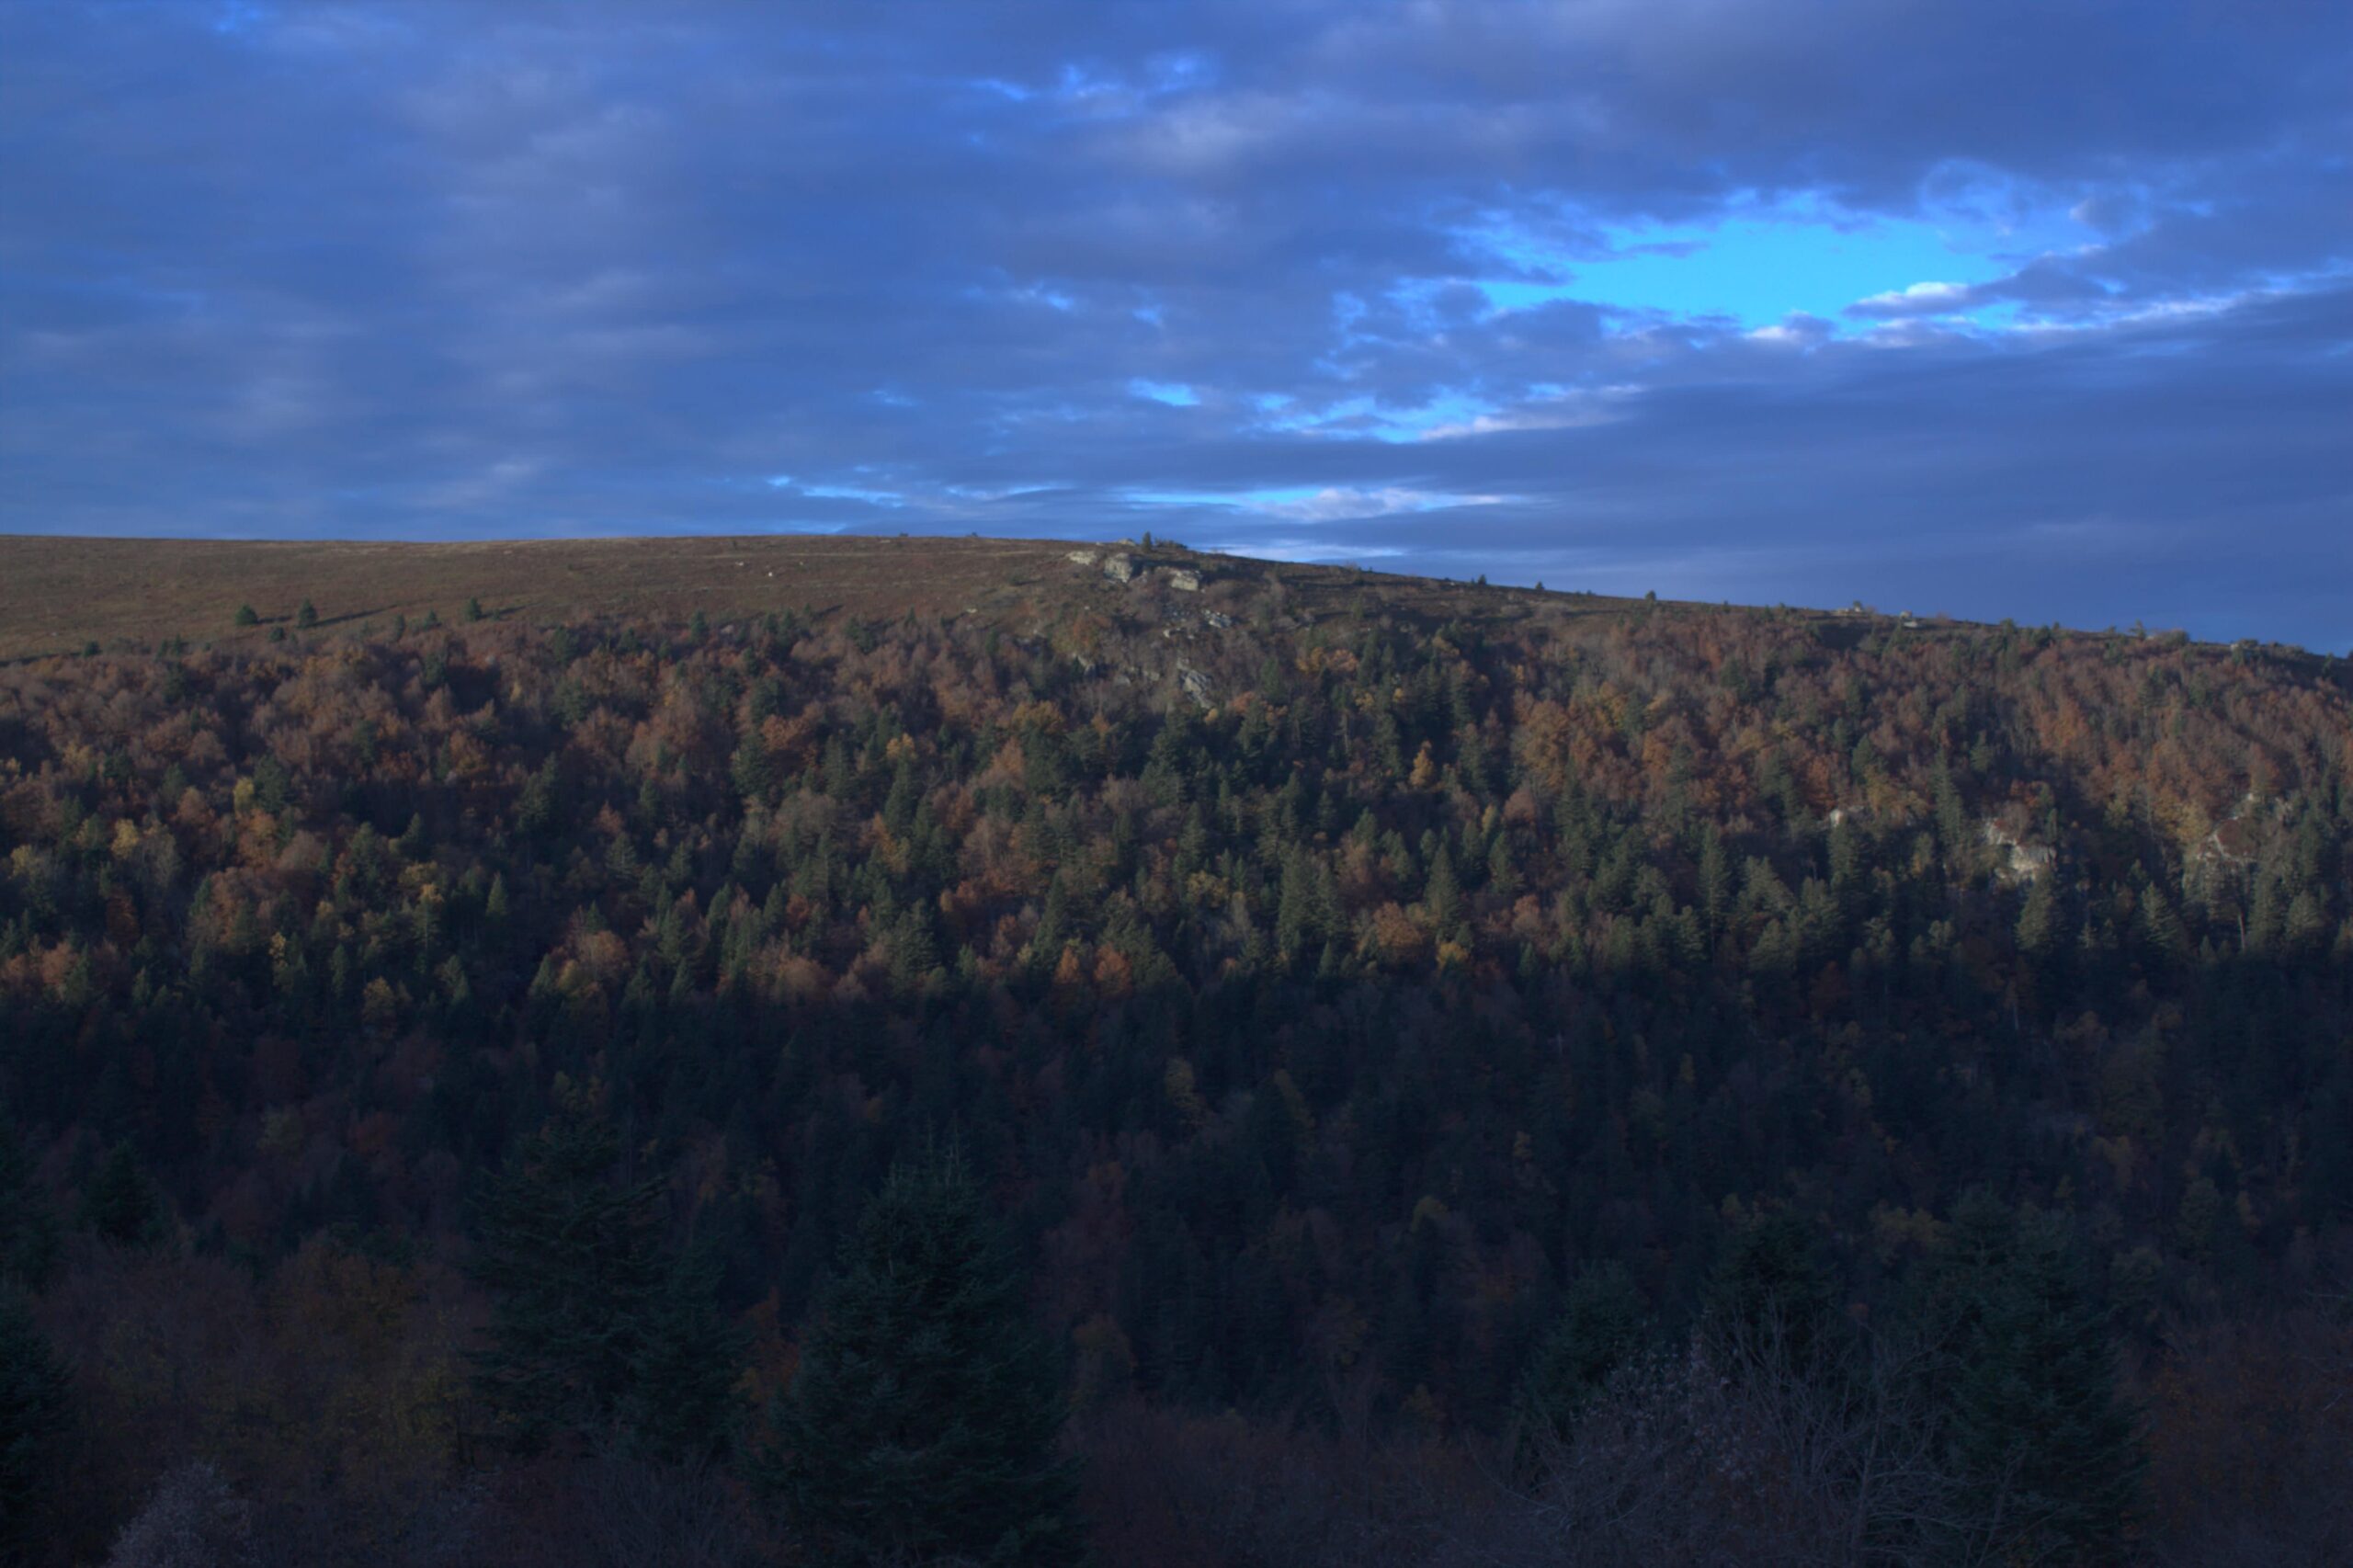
[
  {"left": 1704, "top": 1210, "right": 1841, "bottom": 1376},
  {"left": 0, "top": 1116, "right": 59, "bottom": 1290},
  {"left": 469, "top": 1080, "right": 738, "bottom": 1459},
  {"left": 1512, "top": 1261, "right": 1648, "bottom": 1476},
  {"left": 1938, "top": 1193, "right": 2146, "bottom": 1565},
  {"left": 619, "top": 1239, "right": 745, "bottom": 1465},
  {"left": 730, "top": 727, "right": 774, "bottom": 808},
  {"left": 1026, "top": 872, "right": 1072, "bottom": 972},
  {"left": 81, "top": 1142, "right": 164, "bottom": 1248},
  {"left": 761, "top": 1146, "right": 1080, "bottom": 1567},
  {"left": 0, "top": 1287, "right": 70, "bottom": 1554}
]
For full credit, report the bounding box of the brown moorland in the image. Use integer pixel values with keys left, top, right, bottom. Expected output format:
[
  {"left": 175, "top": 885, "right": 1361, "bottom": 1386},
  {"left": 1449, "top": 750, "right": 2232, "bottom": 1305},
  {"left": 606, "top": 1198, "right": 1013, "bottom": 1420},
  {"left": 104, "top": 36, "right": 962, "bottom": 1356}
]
[
  {"left": 0, "top": 530, "right": 2159, "bottom": 663},
  {"left": 0, "top": 534, "right": 1095, "bottom": 659},
  {"left": 0, "top": 531, "right": 1696, "bottom": 665}
]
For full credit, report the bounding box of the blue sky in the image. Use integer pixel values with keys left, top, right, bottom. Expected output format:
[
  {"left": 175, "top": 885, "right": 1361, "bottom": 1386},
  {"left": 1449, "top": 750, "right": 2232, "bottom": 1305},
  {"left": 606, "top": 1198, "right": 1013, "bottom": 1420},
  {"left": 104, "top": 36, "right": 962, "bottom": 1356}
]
[
  {"left": 1463, "top": 191, "right": 2088, "bottom": 328},
  {"left": 2, "top": 0, "right": 2347, "bottom": 648}
]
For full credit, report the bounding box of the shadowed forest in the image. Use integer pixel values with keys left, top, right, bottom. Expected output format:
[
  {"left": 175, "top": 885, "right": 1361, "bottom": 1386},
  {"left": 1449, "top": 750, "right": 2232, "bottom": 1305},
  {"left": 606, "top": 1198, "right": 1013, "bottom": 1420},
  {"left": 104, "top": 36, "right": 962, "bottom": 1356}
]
[{"left": 3, "top": 543, "right": 2348, "bottom": 1564}]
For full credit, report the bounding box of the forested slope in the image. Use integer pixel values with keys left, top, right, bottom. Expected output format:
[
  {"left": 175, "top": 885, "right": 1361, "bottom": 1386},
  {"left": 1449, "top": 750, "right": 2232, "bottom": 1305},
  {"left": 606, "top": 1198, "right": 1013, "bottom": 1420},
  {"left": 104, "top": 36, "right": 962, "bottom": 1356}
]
[{"left": 3, "top": 540, "right": 2348, "bottom": 1562}]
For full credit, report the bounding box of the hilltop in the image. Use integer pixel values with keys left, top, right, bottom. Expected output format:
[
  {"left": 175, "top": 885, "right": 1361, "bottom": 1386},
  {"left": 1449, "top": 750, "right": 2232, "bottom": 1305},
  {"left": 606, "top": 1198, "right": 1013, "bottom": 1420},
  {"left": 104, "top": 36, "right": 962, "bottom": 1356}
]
[
  {"left": 0, "top": 530, "right": 2052, "bottom": 664},
  {"left": 0, "top": 533, "right": 1075, "bottom": 659}
]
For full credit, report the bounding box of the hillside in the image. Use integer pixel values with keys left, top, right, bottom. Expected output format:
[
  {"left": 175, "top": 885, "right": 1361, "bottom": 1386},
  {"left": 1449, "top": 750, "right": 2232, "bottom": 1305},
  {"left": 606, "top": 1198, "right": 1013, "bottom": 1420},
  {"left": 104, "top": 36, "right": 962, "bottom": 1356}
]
[{"left": 3, "top": 535, "right": 2349, "bottom": 1562}]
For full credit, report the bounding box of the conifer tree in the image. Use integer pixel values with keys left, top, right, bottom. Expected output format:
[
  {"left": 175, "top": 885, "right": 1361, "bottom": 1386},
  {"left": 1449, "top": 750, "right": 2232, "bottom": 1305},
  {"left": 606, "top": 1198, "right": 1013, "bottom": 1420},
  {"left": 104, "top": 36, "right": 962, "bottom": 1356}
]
[
  {"left": 2018, "top": 877, "right": 2061, "bottom": 969},
  {"left": 618, "top": 1242, "right": 745, "bottom": 1465},
  {"left": 1028, "top": 874, "right": 1070, "bottom": 970},
  {"left": 730, "top": 729, "right": 773, "bottom": 808},
  {"left": 1698, "top": 824, "right": 1733, "bottom": 935},
  {"left": 296, "top": 597, "right": 318, "bottom": 630},
  {"left": 1424, "top": 842, "right": 1462, "bottom": 934},
  {"left": 1705, "top": 1210, "right": 1839, "bottom": 1375},
  {"left": 0, "top": 1117, "right": 58, "bottom": 1290},
  {"left": 469, "top": 1080, "right": 738, "bottom": 1458},
  {"left": 82, "top": 1142, "right": 164, "bottom": 1248},
  {"left": 760, "top": 1145, "right": 1079, "bottom": 1567},
  {"left": 1513, "top": 1261, "right": 1647, "bottom": 1474},
  {"left": 0, "top": 1287, "right": 69, "bottom": 1553},
  {"left": 1936, "top": 1192, "right": 2145, "bottom": 1565}
]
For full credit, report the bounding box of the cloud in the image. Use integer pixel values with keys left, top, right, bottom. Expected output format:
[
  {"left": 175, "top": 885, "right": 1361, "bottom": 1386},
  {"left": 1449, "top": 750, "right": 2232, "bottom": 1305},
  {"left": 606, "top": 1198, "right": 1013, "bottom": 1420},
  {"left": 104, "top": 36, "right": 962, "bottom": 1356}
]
[
  {"left": 0, "top": 0, "right": 2347, "bottom": 648},
  {"left": 1850, "top": 281, "right": 1977, "bottom": 317},
  {"left": 1746, "top": 313, "right": 1835, "bottom": 347},
  {"left": 1248, "top": 486, "right": 1513, "bottom": 522},
  {"left": 1130, "top": 380, "right": 1201, "bottom": 406}
]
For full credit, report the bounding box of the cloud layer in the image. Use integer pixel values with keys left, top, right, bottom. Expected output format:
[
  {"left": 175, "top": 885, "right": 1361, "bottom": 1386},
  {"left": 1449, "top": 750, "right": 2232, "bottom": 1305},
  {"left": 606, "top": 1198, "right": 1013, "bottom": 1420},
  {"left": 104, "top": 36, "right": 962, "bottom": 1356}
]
[{"left": 3, "top": 1, "right": 2347, "bottom": 646}]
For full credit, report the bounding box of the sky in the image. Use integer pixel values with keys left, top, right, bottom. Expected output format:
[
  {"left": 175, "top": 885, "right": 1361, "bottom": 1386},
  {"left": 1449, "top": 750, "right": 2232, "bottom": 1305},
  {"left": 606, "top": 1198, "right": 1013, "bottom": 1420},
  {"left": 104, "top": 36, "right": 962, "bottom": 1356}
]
[{"left": 2, "top": 2, "right": 2348, "bottom": 650}]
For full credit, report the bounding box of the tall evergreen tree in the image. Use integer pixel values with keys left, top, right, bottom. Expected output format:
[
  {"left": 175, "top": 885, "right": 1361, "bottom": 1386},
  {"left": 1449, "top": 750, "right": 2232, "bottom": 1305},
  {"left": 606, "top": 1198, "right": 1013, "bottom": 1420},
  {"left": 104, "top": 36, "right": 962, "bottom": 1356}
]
[
  {"left": 730, "top": 728, "right": 774, "bottom": 808},
  {"left": 0, "top": 1116, "right": 58, "bottom": 1290},
  {"left": 0, "top": 1288, "right": 69, "bottom": 1554},
  {"left": 1513, "top": 1261, "right": 1648, "bottom": 1475},
  {"left": 82, "top": 1142, "right": 164, "bottom": 1248},
  {"left": 1936, "top": 1192, "right": 2145, "bottom": 1565},
  {"left": 760, "top": 1146, "right": 1079, "bottom": 1567},
  {"left": 618, "top": 1241, "right": 745, "bottom": 1465},
  {"left": 469, "top": 1080, "right": 738, "bottom": 1458},
  {"left": 1704, "top": 1211, "right": 1840, "bottom": 1375}
]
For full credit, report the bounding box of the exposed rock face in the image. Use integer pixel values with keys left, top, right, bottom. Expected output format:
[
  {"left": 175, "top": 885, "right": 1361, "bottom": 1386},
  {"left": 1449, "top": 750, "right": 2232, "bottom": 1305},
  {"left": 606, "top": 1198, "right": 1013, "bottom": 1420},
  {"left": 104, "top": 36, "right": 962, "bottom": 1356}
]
[
  {"left": 1165, "top": 568, "right": 1202, "bottom": 592},
  {"left": 1981, "top": 820, "right": 2055, "bottom": 884},
  {"left": 1102, "top": 553, "right": 1136, "bottom": 584},
  {"left": 1066, "top": 549, "right": 1100, "bottom": 566},
  {"left": 2191, "top": 793, "right": 2276, "bottom": 871},
  {"left": 1203, "top": 610, "right": 1233, "bottom": 629},
  {"left": 1176, "top": 663, "right": 1214, "bottom": 707},
  {"left": 2197, "top": 819, "right": 2259, "bottom": 869}
]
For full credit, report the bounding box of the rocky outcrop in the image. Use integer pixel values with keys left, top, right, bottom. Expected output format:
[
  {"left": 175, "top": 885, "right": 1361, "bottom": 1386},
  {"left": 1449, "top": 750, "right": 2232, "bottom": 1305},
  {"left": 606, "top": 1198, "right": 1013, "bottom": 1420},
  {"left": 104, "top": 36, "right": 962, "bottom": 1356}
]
[
  {"left": 1102, "top": 553, "right": 1135, "bottom": 584},
  {"left": 1981, "top": 820, "right": 2054, "bottom": 884},
  {"left": 2191, "top": 793, "right": 2277, "bottom": 872}
]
